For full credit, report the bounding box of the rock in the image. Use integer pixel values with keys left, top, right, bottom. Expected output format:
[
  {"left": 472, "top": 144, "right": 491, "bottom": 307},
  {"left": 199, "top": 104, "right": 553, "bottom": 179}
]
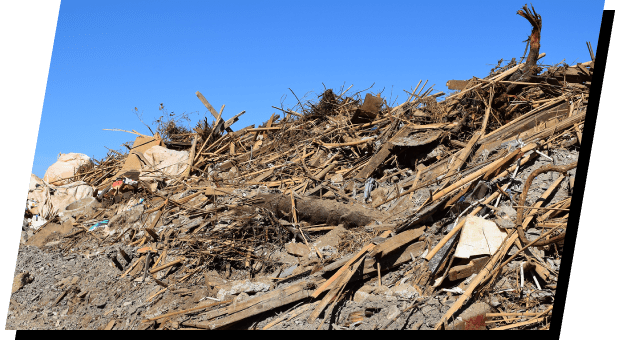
[
  {"left": 370, "top": 187, "right": 388, "bottom": 204},
  {"left": 285, "top": 242, "right": 310, "bottom": 258},
  {"left": 312, "top": 225, "right": 345, "bottom": 252},
  {"left": 390, "top": 283, "right": 419, "bottom": 299},
  {"left": 353, "top": 291, "right": 371, "bottom": 303},
  {"left": 233, "top": 292, "right": 250, "bottom": 304},
  {"left": 279, "top": 264, "right": 298, "bottom": 278},
  {"left": 91, "top": 293, "right": 107, "bottom": 309},
  {"left": 386, "top": 305, "right": 401, "bottom": 320},
  {"left": 12, "top": 272, "right": 34, "bottom": 294},
  {"left": 217, "top": 279, "right": 272, "bottom": 299},
  {"left": 373, "top": 283, "right": 419, "bottom": 300},
  {"left": 330, "top": 174, "right": 344, "bottom": 185},
  {"left": 316, "top": 245, "right": 338, "bottom": 259},
  {"left": 495, "top": 217, "right": 515, "bottom": 229}
]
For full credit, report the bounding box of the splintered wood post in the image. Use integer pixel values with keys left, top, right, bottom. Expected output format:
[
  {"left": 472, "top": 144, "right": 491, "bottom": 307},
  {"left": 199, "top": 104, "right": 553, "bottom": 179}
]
[
  {"left": 253, "top": 113, "right": 276, "bottom": 151},
  {"left": 224, "top": 110, "right": 246, "bottom": 131},
  {"left": 196, "top": 91, "right": 225, "bottom": 147},
  {"left": 480, "top": 86, "right": 495, "bottom": 138},
  {"left": 196, "top": 91, "right": 229, "bottom": 134},
  {"left": 182, "top": 136, "right": 198, "bottom": 179},
  {"left": 444, "top": 132, "right": 481, "bottom": 186},
  {"left": 290, "top": 190, "right": 297, "bottom": 224},
  {"left": 504, "top": 4, "right": 543, "bottom": 93},
  {"left": 407, "top": 167, "right": 423, "bottom": 201}
]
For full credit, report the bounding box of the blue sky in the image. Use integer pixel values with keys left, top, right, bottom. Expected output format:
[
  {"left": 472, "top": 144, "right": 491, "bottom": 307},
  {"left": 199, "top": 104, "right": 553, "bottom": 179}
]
[{"left": 32, "top": 0, "right": 605, "bottom": 177}]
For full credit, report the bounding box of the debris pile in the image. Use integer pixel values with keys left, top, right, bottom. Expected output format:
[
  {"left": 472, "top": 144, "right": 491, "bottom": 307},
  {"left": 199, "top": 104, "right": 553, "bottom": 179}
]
[{"left": 10, "top": 5, "right": 592, "bottom": 330}]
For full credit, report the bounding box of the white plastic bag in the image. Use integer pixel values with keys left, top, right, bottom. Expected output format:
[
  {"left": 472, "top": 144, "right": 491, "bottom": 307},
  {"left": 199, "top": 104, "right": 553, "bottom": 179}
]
[
  {"left": 140, "top": 146, "right": 189, "bottom": 181},
  {"left": 43, "top": 153, "right": 93, "bottom": 186}
]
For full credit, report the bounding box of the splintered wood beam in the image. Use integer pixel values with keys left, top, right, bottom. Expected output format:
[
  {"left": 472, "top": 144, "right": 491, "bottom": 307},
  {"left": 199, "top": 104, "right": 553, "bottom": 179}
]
[
  {"left": 224, "top": 110, "right": 246, "bottom": 131},
  {"left": 195, "top": 91, "right": 229, "bottom": 135},
  {"left": 353, "top": 124, "right": 414, "bottom": 182}
]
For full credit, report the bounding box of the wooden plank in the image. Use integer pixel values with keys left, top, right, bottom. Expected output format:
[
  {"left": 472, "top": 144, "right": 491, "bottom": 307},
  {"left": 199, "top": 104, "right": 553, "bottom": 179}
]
[
  {"left": 310, "top": 230, "right": 391, "bottom": 299},
  {"left": 207, "top": 283, "right": 305, "bottom": 319},
  {"left": 194, "top": 286, "right": 316, "bottom": 330},
  {"left": 448, "top": 256, "right": 490, "bottom": 281},
  {"left": 478, "top": 98, "right": 567, "bottom": 147},
  {"left": 262, "top": 303, "right": 316, "bottom": 330},
  {"left": 142, "top": 299, "right": 233, "bottom": 323},
  {"left": 446, "top": 79, "right": 472, "bottom": 91},
  {"left": 307, "top": 255, "right": 364, "bottom": 323},
  {"left": 443, "top": 132, "right": 481, "bottom": 186},
  {"left": 418, "top": 143, "right": 533, "bottom": 215},
  {"left": 369, "top": 226, "right": 425, "bottom": 258},
  {"left": 310, "top": 243, "right": 374, "bottom": 299},
  {"left": 223, "top": 110, "right": 246, "bottom": 130},
  {"left": 150, "top": 258, "right": 184, "bottom": 274},
  {"left": 195, "top": 91, "right": 221, "bottom": 127},
  {"left": 354, "top": 124, "right": 414, "bottom": 181},
  {"left": 246, "top": 127, "right": 281, "bottom": 132},
  {"left": 480, "top": 86, "right": 495, "bottom": 138},
  {"left": 489, "top": 315, "right": 549, "bottom": 330},
  {"left": 121, "top": 255, "right": 144, "bottom": 278},
  {"left": 320, "top": 137, "right": 376, "bottom": 149},
  {"left": 247, "top": 169, "right": 274, "bottom": 184}
]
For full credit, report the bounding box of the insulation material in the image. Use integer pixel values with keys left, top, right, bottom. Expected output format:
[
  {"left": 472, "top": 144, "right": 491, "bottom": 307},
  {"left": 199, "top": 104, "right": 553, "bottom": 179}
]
[{"left": 454, "top": 215, "right": 508, "bottom": 259}]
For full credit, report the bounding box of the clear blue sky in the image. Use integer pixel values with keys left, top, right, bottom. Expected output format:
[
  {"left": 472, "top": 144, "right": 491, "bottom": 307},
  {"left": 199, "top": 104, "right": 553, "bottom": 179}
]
[{"left": 32, "top": 0, "right": 605, "bottom": 177}]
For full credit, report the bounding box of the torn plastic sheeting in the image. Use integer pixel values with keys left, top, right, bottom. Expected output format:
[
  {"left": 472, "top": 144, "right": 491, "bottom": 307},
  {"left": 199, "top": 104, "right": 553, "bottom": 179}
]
[
  {"left": 454, "top": 215, "right": 507, "bottom": 259},
  {"left": 27, "top": 181, "right": 94, "bottom": 217}
]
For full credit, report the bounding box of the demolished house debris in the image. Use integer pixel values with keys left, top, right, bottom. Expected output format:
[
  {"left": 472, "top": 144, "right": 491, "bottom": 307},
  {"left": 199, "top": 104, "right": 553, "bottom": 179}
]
[{"left": 9, "top": 5, "right": 594, "bottom": 330}]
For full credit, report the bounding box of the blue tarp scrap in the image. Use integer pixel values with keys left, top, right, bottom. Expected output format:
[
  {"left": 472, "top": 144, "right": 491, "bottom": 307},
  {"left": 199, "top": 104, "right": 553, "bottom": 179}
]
[{"left": 89, "top": 219, "right": 109, "bottom": 231}]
